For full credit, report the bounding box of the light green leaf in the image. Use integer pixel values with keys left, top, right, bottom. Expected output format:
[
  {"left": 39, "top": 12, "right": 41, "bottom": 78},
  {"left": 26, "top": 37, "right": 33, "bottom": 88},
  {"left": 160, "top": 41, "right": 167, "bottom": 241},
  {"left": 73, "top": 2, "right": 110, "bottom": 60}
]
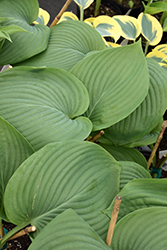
[
  {"left": 163, "top": 17, "right": 167, "bottom": 31},
  {"left": 70, "top": 40, "right": 150, "bottom": 131},
  {"left": 15, "top": 20, "right": 105, "bottom": 71},
  {"left": 93, "top": 15, "right": 122, "bottom": 42},
  {"left": 119, "top": 161, "right": 151, "bottom": 190},
  {"left": 74, "top": 0, "right": 94, "bottom": 9},
  {"left": 0, "top": 0, "right": 50, "bottom": 65},
  {"left": 113, "top": 15, "right": 141, "bottom": 41},
  {"left": 102, "top": 58, "right": 167, "bottom": 147},
  {"left": 105, "top": 178, "right": 167, "bottom": 222},
  {"left": 4, "top": 140, "right": 121, "bottom": 240},
  {"left": 0, "top": 30, "right": 12, "bottom": 43},
  {"left": 0, "top": 67, "right": 92, "bottom": 150},
  {"left": 138, "top": 12, "right": 163, "bottom": 46},
  {"left": 99, "top": 143, "right": 148, "bottom": 169},
  {"left": 144, "top": 1, "right": 167, "bottom": 15},
  {"left": 0, "top": 116, "right": 34, "bottom": 221},
  {"left": 28, "top": 209, "right": 110, "bottom": 250},
  {"left": 112, "top": 207, "right": 167, "bottom": 250}
]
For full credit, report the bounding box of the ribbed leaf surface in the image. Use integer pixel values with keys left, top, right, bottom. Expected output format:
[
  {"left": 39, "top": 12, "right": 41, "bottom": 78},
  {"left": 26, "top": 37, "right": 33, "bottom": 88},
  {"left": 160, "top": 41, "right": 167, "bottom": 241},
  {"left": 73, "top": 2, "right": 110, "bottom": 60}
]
[
  {"left": 119, "top": 161, "right": 151, "bottom": 190},
  {"left": 28, "top": 209, "right": 110, "bottom": 250},
  {"left": 99, "top": 143, "right": 148, "bottom": 168},
  {"left": 104, "top": 178, "right": 167, "bottom": 222},
  {"left": 70, "top": 41, "right": 150, "bottom": 130},
  {"left": 4, "top": 140, "right": 121, "bottom": 239},
  {"left": 0, "top": 67, "right": 92, "bottom": 150},
  {"left": 0, "top": 0, "right": 50, "bottom": 65},
  {"left": 0, "top": 117, "right": 34, "bottom": 220},
  {"left": 103, "top": 58, "right": 167, "bottom": 146},
  {"left": 15, "top": 21, "right": 105, "bottom": 71},
  {"left": 112, "top": 207, "right": 167, "bottom": 250}
]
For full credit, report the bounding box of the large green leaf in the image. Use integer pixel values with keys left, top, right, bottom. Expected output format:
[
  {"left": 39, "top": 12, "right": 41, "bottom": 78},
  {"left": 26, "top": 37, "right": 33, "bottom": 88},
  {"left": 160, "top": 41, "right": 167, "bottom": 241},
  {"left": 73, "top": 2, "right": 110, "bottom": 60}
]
[
  {"left": 119, "top": 161, "right": 151, "bottom": 190},
  {"left": 104, "top": 178, "right": 167, "bottom": 222},
  {"left": 144, "top": 1, "right": 167, "bottom": 15},
  {"left": 0, "top": 116, "right": 34, "bottom": 220},
  {"left": 102, "top": 58, "right": 167, "bottom": 146},
  {"left": 99, "top": 143, "right": 148, "bottom": 168},
  {"left": 15, "top": 20, "right": 105, "bottom": 71},
  {"left": 70, "top": 40, "right": 150, "bottom": 131},
  {"left": 28, "top": 209, "right": 110, "bottom": 250},
  {"left": 3, "top": 140, "right": 121, "bottom": 240},
  {"left": 0, "top": 67, "right": 92, "bottom": 150},
  {"left": 0, "top": 0, "right": 50, "bottom": 65},
  {"left": 111, "top": 207, "right": 167, "bottom": 250}
]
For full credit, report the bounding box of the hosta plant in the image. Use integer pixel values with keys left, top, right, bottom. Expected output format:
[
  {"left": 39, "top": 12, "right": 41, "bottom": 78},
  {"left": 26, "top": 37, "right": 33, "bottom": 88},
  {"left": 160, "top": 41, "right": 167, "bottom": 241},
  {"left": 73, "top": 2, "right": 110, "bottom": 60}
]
[{"left": 0, "top": 0, "right": 167, "bottom": 249}]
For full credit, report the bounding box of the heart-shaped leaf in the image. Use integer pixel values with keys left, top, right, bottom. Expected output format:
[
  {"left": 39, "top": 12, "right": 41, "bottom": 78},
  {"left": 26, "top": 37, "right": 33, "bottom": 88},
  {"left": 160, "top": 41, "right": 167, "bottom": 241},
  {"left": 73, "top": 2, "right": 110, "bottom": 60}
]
[
  {"left": 4, "top": 140, "right": 121, "bottom": 240},
  {"left": 113, "top": 15, "right": 141, "bottom": 41},
  {"left": 70, "top": 40, "right": 150, "bottom": 131},
  {"left": 15, "top": 21, "right": 105, "bottom": 71},
  {"left": 111, "top": 207, "right": 167, "bottom": 250},
  {"left": 0, "top": 116, "right": 34, "bottom": 220},
  {"left": 28, "top": 209, "right": 110, "bottom": 250},
  {"left": 0, "top": 0, "right": 50, "bottom": 65},
  {"left": 105, "top": 178, "right": 167, "bottom": 222},
  {"left": 102, "top": 58, "right": 167, "bottom": 146},
  {"left": 0, "top": 67, "right": 92, "bottom": 150},
  {"left": 138, "top": 12, "right": 163, "bottom": 46},
  {"left": 119, "top": 161, "right": 151, "bottom": 190}
]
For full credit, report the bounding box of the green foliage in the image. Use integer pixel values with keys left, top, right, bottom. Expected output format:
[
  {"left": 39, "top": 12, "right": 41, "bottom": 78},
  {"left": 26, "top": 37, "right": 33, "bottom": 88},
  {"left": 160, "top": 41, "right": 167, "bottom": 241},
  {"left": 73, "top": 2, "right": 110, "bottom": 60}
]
[{"left": 0, "top": 0, "right": 167, "bottom": 249}]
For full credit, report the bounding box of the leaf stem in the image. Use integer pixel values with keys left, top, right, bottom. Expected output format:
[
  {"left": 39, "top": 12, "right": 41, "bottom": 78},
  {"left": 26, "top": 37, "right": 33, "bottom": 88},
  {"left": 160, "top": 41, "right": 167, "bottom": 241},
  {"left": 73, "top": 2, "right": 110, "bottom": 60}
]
[
  {"left": 50, "top": 0, "right": 73, "bottom": 27},
  {"left": 80, "top": 6, "right": 84, "bottom": 21},
  {"left": 106, "top": 195, "right": 122, "bottom": 247},
  {"left": 148, "top": 120, "right": 167, "bottom": 169},
  {"left": 0, "top": 219, "right": 4, "bottom": 239},
  {"left": 89, "top": 130, "right": 104, "bottom": 142}
]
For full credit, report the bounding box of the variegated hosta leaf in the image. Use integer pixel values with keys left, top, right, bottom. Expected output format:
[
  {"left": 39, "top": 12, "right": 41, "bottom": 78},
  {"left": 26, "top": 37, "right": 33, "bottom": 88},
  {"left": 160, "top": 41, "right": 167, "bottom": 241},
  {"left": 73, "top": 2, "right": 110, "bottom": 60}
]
[
  {"left": 93, "top": 15, "right": 121, "bottom": 42},
  {"left": 84, "top": 17, "right": 95, "bottom": 26},
  {"left": 106, "top": 42, "right": 121, "bottom": 47},
  {"left": 28, "top": 209, "right": 111, "bottom": 250},
  {"left": 118, "top": 161, "right": 151, "bottom": 190},
  {"left": 102, "top": 58, "right": 167, "bottom": 147},
  {"left": 0, "top": 0, "right": 50, "bottom": 65},
  {"left": 104, "top": 178, "right": 167, "bottom": 223},
  {"left": 33, "top": 8, "right": 50, "bottom": 25},
  {"left": 146, "top": 50, "right": 167, "bottom": 65},
  {"left": 138, "top": 12, "right": 163, "bottom": 46},
  {"left": 74, "top": 0, "right": 94, "bottom": 9},
  {"left": 153, "top": 44, "right": 167, "bottom": 55},
  {"left": 0, "top": 116, "right": 34, "bottom": 221},
  {"left": 113, "top": 15, "right": 141, "bottom": 41},
  {"left": 0, "top": 67, "right": 92, "bottom": 150},
  {"left": 99, "top": 143, "right": 148, "bottom": 169},
  {"left": 144, "top": 1, "right": 167, "bottom": 15},
  {"left": 111, "top": 207, "right": 167, "bottom": 250},
  {"left": 4, "top": 140, "right": 121, "bottom": 240},
  {"left": 15, "top": 20, "right": 105, "bottom": 71},
  {"left": 70, "top": 40, "right": 150, "bottom": 131},
  {"left": 58, "top": 12, "right": 79, "bottom": 23}
]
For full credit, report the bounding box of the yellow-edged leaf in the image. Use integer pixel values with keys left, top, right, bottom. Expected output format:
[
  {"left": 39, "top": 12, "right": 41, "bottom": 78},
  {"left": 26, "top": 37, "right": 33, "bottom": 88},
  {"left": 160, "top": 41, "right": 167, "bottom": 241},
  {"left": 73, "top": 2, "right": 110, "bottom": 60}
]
[
  {"left": 113, "top": 15, "right": 141, "bottom": 41},
  {"left": 58, "top": 12, "right": 79, "bottom": 23},
  {"left": 153, "top": 44, "right": 167, "bottom": 55},
  {"left": 84, "top": 17, "right": 95, "bottom": 26},
  {"left": 33, "top": 8, "right": 50, "bottom": 25},
  {"left": 93, "top": 15, "right": 121, "bottom": 42},
  {"left": 138, "top": 12, "right": 163, "bottom": 46},
  {"left": 107, "top": 42, "right": 121, "bottom": 47},
  {"left": 74, "top": 0, "right": 94, "bottom": 9},
  {"left": 147, "top": 50, "right": 167, "bottom": 62}
]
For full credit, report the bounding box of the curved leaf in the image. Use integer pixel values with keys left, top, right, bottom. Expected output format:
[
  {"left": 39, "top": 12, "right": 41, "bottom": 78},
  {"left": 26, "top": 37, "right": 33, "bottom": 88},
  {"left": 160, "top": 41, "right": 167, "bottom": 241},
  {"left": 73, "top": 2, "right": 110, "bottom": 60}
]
[
  {"left": 74, "top": 0, "right": 94, "bottom": 9},
  {"left": 70, "top": 40, "right": 150, "bottom": 131},
  {"left": 111, "top": 207, "right": 167, "bottom": 250},
  {"left": 15, "top": 20, "right": 105, "bottom": 71},
  {"left": 0, "top": 0, "right": 50, "bottom": 65},
  {"left": 33, "top": 8, "right": 50, "bottom": 25},
  {"left": 119, "top": 161, "right": 151, "bottom": 190},
  {"left": 0, "top": 116, "right": 34, "bottom": 220},
  {"left": 138, "top": 12, "right": 163, "bottom": 46},
  {"left": 0, "top": 67, "right": 92, "bottom": 150},
  {"left": 144, "top": 1, "right": 167, "bottom": 15},
  {"left": 105, "top": 178, "right": 167, "bottom": 222},
  {"left": 102, "top": 58, "right": 167, "bottom": 146},
  {"left": 28, "top": 209, "right": 110, "bottom": 250},
  {"left": 99, "top": 143, "right": 148, "bottom": 168},
  {"left": 4, "top": 140, "right": 121, "bottom": 239},
  {"left": 93, "top": 16, "right": 121, "bottom": 42},
  {"left": 113, "top": 15, "right": 141, "bottom": 41},
  {"left": 58, "top": 12, "right": 79, "bottom": 23}
]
